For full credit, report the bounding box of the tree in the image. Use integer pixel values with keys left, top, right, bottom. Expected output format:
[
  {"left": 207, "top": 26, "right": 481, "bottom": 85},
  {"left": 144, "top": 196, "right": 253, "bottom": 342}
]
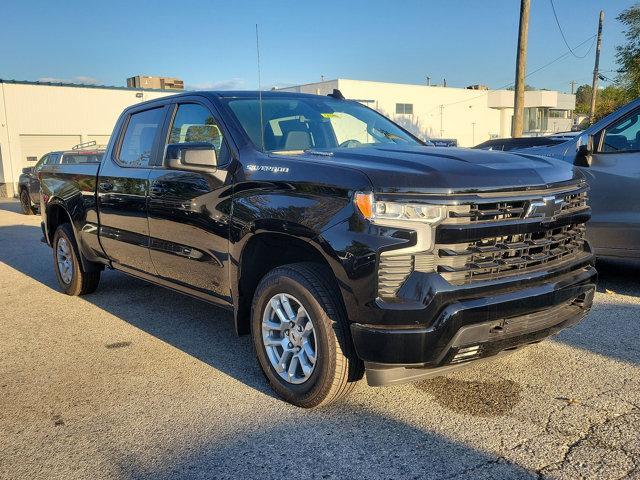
[
  {"left": 574, "top": 83, "right": 629, "bottom": 121},
  {"left": 506, "top": 84, "right": 537, "bottom": 91},
  {"left": 616, "top": 3, "right": 640, "bottom": 99},
  {"left": 574, "top": 84, "right": 592, "bottom": 114}
]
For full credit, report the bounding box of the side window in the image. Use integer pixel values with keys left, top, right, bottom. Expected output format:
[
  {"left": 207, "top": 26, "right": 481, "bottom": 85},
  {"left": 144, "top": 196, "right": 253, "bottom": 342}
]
[
  {"left": 33, "top": 155, "right": 49, "bottom": 171},
  {"left": 61, "top": 153, "right": 103, "bottom": 164},
  {"left": 118, "top": 107, "right": 165, "bottom": 167},
  {"left": 602, "top": 110, "right": 640, "bottom": 153},
  {"left": 168, "top": 103, "right": 228, "bottom": 163},
  {"left": 48, "top": 153, "right": 60, "bottom": 164}
]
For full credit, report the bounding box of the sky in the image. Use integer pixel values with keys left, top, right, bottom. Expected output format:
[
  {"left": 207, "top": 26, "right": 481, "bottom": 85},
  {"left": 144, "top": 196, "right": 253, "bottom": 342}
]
[{"left": 0, "top": 0, "right": 633, "bottom": 94}]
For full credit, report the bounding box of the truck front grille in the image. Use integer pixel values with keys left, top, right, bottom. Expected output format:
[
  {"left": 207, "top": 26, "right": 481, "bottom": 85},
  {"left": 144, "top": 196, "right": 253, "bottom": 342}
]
[
  {"left": 436, "top": 223, "right": 587, "bottom": 285},
  {"left": 447, "top": 189, "right": 587, "bottom": 223},
  {"left": 376, "top": 184, "right": 590, "bottom": 297}
]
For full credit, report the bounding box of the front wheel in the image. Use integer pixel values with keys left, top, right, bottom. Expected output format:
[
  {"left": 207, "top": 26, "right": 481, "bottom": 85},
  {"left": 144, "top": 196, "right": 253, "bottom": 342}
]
[
  {"left": 53, "top": 223, "right": 100, "bottom": 296},
  {"left": 20, "top": 190, "right": 35, "bottom": 215},
  {"left": 251, "top": 263, "right": 362, "bottom": 408}
]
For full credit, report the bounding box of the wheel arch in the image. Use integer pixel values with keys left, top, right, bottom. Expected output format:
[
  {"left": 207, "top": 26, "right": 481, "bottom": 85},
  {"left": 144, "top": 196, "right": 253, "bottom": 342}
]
[
  {"left": 46, "top": 200, "right": 102, "bottom": 273},
  {"left": 234, "top": 231, "right": 345, "bottom": 335}
]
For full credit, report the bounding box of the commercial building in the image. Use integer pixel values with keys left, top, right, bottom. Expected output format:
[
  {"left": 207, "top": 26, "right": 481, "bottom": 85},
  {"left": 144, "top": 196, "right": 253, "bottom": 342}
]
[
  {"left": 0, "top": 79, "right": 174, "bottom": 197},
  {"left": 126, "top": 75, "right": 184, "bottom": 91},
  {"left": 278, "top": 79, "right": 575, "bottom": 147}
]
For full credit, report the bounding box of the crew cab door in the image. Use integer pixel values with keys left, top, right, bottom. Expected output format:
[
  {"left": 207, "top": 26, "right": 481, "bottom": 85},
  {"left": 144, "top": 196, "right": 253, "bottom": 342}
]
[
  {"left": 97, "top": 105, "right": 168, "bottom": 275},
  {"left": 147, "top": 99, "right": 234, "bottom": 304},
  {"left": 583, "top": 107, "right": 640, "bottom": 257}
]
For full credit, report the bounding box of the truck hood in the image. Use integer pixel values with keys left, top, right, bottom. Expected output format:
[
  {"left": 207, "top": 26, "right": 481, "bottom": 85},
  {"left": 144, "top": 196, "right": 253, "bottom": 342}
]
[{"left": 276, "top": 145, "right": 582, "bottom": 194}]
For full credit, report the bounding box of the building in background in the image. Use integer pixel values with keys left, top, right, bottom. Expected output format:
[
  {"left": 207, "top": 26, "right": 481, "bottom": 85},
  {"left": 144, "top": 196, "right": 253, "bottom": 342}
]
[
  {"left": 0, "top": 79, "right": 175, "bottom": 197},
  {"left": 278, "top": 79, "right": 575, "bottom": 147},
  {"left": 126, "top": 75, "right": 184, "bottom": 90}
]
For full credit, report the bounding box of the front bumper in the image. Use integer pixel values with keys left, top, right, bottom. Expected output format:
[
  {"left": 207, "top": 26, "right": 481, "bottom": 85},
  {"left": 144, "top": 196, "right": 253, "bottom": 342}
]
[{"left": 350, "top": 261, "right": 596, "bottom": 386}]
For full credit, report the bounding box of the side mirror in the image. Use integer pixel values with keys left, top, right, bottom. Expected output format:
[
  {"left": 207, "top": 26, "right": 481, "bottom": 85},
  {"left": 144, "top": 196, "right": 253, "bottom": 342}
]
[
  {"left": 22, "top": 167, "right": 34, "bottom": 174},
  {"left": 166, "top": 142, "right": 217, "bottom": 172},
  {"left": 575, "top": 134, "right": 594, "bottom": 167}
]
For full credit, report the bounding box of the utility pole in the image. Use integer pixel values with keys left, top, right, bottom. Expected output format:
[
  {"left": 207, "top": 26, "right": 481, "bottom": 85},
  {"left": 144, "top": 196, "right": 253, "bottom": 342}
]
[
  {"left": 512, "top": 0, "right": 530, "bottom": 138},
  {"left": 569, "top": 80, "right": 577, "bottom": 94},
  {"left": 589, "top": 10, "right": 605, "bottom": 124},
  {"left": 426, "top": 76, "right": 431, "bottom": 86}
]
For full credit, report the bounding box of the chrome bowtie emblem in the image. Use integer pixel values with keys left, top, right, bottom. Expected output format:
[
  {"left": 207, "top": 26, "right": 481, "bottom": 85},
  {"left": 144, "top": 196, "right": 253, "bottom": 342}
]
[{"left": 525, "top": 196, "right": 565, "bottom": 220}]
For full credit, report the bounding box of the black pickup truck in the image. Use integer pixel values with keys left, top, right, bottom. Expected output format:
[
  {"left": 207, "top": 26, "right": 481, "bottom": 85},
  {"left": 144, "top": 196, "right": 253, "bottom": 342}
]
[{"left": 39, "top": 90, "right": 596, "bottom": 407}]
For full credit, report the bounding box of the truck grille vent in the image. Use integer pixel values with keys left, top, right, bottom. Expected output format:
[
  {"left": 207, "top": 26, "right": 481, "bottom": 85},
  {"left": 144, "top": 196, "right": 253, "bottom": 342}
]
[
  {"left": 436, "top": 223, "right": 587, "bottom": 285},
  {"left": 378, "top": 253, "right": 435, "bottom": 297}
]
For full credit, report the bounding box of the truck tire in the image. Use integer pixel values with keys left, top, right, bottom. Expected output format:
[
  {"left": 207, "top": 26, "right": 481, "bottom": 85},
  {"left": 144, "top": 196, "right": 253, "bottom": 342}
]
[
  {"left": 52, "top": 223, "right": 100, "bottom": 296},
  {"left": 251, "top": 262, "right": 362, "bottom": 408},
  {"left": 20, "top": 189, "right": 35, "bottom": 215}
]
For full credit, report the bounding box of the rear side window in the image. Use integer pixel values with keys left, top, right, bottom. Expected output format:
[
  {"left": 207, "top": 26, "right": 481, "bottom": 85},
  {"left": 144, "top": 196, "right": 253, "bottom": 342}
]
[
  {"left": 61, "top": 153, "right": 103, "bottom": 164},
  {"left": 118, "top": 108, "right": 165, "bottom": 167}
]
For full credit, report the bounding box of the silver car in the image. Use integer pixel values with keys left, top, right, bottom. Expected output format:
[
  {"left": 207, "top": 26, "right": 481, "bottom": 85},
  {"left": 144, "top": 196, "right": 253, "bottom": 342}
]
[{"left": 515, "top": 98, "right": 640, "bottom": 260}]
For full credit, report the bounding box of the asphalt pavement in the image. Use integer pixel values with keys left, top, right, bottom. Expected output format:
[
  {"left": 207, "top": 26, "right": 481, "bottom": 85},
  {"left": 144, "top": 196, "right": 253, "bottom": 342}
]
[{"left": 0, "top": 199, "right": 638, "bottom": 480}]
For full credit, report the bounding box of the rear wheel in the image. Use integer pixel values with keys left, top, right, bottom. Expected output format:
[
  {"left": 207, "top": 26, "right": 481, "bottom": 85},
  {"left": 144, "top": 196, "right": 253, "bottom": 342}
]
[
  {"left": 20, "top": 189, "right": 35, "bottom": 215},
  {"left": 251, "top": 263, "right": 362, "bottom": 408},
  {"left": 53, "top": 223, "right": 100, "bottom": 296}
]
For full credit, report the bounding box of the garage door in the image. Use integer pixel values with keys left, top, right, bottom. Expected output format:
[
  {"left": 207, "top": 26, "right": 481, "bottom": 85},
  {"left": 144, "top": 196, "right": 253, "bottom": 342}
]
[{"left": 19, "top": 135, "right": 82, "bottom": 166}]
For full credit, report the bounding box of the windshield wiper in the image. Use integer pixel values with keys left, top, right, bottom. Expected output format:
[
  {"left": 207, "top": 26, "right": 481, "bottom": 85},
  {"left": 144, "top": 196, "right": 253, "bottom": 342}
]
[{"left": 373, "top": 128, "right": 405, "bottom": 142}]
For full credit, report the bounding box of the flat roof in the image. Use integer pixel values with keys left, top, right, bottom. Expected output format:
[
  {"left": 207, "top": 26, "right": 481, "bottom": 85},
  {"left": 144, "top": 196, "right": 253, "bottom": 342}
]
[{"left": 0, "top": 78, "right": 171, "bottom": 93}]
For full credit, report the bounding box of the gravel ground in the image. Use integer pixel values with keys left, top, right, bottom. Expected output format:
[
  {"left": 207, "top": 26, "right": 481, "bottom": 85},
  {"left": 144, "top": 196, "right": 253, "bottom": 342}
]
[{"left": 0, "top": 199, "right": 638, "bottom": 480}]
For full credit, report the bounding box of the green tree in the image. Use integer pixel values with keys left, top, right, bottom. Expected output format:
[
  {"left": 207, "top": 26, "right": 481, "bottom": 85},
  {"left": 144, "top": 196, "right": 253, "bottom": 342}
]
[
  {"left": 574, "top": 84, "right": 592, "bottom": 114},
  {"left": 616, "top": 3, "right": 640, "bottom": 98}
]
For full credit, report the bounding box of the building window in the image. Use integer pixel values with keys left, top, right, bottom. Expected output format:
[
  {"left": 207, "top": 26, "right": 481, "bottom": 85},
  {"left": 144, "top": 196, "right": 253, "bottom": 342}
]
[
  {"left": 549, "top": 109, "right": 568, "bottom": 119},
  {"left": 396, "top": 103, "right": 413, "bottom": 115}
]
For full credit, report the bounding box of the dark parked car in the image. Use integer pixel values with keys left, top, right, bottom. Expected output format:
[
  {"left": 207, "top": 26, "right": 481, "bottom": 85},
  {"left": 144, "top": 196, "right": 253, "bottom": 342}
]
[
  {"left": 38, "top": 91, "right": 596, "bottom": 407},
  {"left": 430, "top": 138, "right": 458, "bottom": 147},
  {"left": 474, "top": 133, "right": 578, "bottom": 152},
  {"left": 18, "top": 149, "right": 104, "bottom": 214},
  {"left": 509, "top": 97, "right": 640, "bottom": 260}
]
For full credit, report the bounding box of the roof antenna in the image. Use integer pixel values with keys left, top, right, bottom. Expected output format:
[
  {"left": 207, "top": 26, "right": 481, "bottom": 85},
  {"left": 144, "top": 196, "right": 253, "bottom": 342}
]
[{"left": 255, "top": 24, "right": 265, "bottom": 152}]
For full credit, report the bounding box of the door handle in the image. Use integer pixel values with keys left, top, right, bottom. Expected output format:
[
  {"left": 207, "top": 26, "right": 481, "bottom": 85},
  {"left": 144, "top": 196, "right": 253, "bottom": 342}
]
[{"left": 99, "top": 181, "right": 114, "bottom": 191}]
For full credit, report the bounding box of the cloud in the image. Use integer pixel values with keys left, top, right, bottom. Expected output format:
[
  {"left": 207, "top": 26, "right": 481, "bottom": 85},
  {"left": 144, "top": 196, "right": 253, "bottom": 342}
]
[
  {"left": 37, "top": 75, "right": 100, "bottom": 85},
  {"left": 186, "top": 78, "right": 245, "bottom": 91}
]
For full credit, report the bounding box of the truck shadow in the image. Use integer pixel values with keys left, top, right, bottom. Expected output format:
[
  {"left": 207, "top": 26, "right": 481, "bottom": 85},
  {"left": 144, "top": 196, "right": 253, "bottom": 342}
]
[
  {"left": 111, "top": 407, "right": 536, "bottom": 479},
  {"left": 0, "top": 223, "right": 273, "bottom": 398},
  {"left": 0, "top": 200, "right": 27, "bottom": 214}
]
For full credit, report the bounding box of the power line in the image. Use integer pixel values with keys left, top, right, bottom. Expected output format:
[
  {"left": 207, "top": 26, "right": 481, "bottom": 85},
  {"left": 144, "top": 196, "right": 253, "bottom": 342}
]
[
  {"left": 426, "top": 34, "right": 597, "bottom": 113},
  {"left": 550, "top": 0, "right": 595, "bottom": 59}
]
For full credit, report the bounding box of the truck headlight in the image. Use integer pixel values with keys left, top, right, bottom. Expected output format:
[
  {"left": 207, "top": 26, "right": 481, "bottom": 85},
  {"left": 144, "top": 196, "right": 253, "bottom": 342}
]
[
  {"left": 354, "top": 192, "right": 447, "bottom": 255},
  {"left": 355, "top": 192, "right": 447, "bottom": 224}
]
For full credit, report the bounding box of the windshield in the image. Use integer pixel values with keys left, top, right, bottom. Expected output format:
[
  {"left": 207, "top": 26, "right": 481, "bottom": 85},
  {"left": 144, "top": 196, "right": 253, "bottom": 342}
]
[{"left": 224, "top": 97, "right": 422, "bottom": 152}]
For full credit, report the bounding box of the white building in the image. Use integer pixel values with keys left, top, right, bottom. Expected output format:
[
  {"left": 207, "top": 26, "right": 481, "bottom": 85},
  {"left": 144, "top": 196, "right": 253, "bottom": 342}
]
[
  {"left": 0, "top": 79, "right": 175, "bottom": 197},
  {"left": 278, "top": 79, "right": 575, "bottom": 147}
]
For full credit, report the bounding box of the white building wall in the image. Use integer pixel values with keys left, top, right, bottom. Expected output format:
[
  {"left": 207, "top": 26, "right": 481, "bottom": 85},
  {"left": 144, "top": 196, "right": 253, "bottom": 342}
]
[
  {"left": 0, "top": 81, "right": 174, "bottom": 196},
  {"left": 280, "top": 79, "right": 575, "bottom": 147}
]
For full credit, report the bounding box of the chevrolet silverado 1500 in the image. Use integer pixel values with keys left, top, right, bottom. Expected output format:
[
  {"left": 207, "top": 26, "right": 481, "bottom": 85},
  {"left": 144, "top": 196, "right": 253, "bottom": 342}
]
[{"left": 39, "top": 90, "right": 596, "bottom": 407}]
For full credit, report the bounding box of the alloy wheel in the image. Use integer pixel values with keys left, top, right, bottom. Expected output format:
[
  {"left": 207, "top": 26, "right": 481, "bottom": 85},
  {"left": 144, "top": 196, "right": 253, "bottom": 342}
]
[
  {"left": 56, "top": 237, "right": 73, "bottom": 284},
  {"left": 261, "top": 293, "right": 317, "bottom": 384}
]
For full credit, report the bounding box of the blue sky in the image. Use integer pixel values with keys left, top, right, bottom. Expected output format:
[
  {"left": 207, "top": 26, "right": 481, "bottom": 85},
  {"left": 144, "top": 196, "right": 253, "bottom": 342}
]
[{"left": 0, "top": 0, "right": 632, "bottom": 93}]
